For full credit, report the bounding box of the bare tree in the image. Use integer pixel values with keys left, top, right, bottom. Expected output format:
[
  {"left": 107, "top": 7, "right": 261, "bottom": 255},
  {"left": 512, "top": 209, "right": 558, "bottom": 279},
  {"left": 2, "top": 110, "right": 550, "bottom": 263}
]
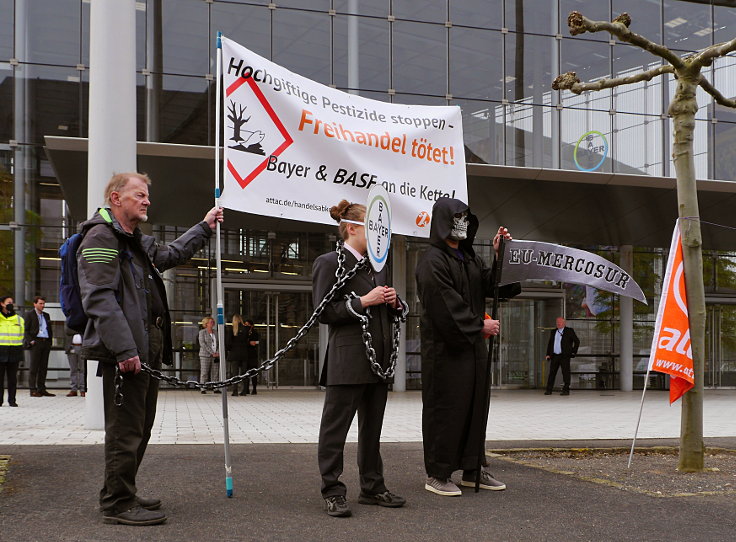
[
  {"left": 227, "top": 100, "right": 251, "bottom": 143},
  {"left": 553, "top": 12, "right": 736, "bottom": 472}
]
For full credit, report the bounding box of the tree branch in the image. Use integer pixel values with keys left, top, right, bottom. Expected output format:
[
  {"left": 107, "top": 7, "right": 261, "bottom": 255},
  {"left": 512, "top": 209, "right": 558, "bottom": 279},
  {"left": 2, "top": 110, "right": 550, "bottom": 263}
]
[
  {"left": 552, "top": 65, "right": 674, "bottom": 95},
  {"left": 694, "top": 37, "right": 736, "bottom": 67},
  {"left": 567, "top": 11, "right": 685, "bottom": 70},
  {"left": 698, "top": 76, "right": 736, "bottom": 108}
]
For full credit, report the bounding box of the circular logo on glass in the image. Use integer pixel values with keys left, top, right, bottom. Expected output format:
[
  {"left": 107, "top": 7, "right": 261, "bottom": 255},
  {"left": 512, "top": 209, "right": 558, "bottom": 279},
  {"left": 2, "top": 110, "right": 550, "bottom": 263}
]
[{"left": 574, "top": 130, "right": 608, "bottom": 172}]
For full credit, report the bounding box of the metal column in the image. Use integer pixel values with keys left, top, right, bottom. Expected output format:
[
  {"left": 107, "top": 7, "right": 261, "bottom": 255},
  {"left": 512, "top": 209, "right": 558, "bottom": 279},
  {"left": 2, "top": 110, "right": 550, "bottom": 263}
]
[
  {"left": 392, "top": 235, "right": 407, "bottom": 392},
  {"left": 87, "top": 0, "right": 137, "bottom": 215},
  {"left": 620, "top": 245, "right": 634, "bottom": 391}
]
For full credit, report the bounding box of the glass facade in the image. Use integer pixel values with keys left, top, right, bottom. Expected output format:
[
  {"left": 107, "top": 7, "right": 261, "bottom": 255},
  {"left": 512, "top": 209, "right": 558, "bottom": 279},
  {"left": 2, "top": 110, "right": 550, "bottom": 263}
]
[{"left": 2, "top": 0, "right": 736, "bottom": 389}]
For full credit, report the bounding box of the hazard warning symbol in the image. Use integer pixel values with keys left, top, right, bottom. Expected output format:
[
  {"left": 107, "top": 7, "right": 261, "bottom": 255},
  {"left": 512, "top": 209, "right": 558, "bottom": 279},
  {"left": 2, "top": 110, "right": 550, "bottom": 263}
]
[{"left": 224, "top": 76, "right": 293, "bottom": 189}]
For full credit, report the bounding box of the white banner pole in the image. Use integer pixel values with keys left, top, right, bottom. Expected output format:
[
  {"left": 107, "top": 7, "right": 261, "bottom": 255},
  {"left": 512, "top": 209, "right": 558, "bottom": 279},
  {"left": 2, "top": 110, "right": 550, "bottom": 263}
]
[
  {"left": 628, "top": 368, "right": 652, "bottom": 469},
  {"left": 214, "top": 31, "right": 234, "bottom": 497}
]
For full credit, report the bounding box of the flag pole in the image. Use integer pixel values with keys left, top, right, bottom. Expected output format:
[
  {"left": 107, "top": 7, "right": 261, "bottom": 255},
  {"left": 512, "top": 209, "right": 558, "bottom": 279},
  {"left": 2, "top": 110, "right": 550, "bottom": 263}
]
[
  {"left": 475, "top": 236, "right": 505, "bottom": 492},
  {"left": 628, "top": 368, "right": 651, "bottom": 468},
  {"left": 214, "top": 31, "right": 234, "bottom": 497}
]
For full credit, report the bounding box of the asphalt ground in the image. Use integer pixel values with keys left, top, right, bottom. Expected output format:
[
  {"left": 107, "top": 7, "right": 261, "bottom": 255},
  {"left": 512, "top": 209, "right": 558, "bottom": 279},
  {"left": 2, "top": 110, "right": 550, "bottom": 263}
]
[{"left": 2, "top": 439, "right": 735, "bottom": 542}]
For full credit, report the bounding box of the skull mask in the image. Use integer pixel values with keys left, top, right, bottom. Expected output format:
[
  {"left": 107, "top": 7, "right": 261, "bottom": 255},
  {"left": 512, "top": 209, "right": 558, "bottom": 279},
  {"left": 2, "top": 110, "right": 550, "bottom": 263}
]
[{"left": 449, "top": 211, "right": 469, "bottom": 241}]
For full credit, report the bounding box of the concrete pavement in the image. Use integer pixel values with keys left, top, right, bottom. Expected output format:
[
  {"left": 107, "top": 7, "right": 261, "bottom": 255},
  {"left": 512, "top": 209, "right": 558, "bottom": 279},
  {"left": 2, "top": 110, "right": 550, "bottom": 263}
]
[
  {"left": 1, "top": 388, "right": 734, "bottom": 445},
  {"left": 1, "top": 389, "right": 735, "bottom": 542}
]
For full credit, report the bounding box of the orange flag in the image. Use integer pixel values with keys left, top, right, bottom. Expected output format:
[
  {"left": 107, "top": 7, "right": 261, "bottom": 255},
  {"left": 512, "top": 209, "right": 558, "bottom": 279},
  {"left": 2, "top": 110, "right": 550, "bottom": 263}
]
[{"left": 648, "top": 223, "right": 695, "bottom": 404}]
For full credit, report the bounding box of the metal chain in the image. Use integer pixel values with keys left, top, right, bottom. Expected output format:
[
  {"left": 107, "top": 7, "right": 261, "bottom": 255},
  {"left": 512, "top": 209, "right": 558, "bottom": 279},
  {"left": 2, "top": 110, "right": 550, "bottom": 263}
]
[
  {"left": 136, "top": 241, "right": 369, "bottom": 391},
  {"left": 114, "top": 365, "right": 124, "bottom": 407},
  {"left": 344, "top": 292, "right": 408, "bottom": 380}
]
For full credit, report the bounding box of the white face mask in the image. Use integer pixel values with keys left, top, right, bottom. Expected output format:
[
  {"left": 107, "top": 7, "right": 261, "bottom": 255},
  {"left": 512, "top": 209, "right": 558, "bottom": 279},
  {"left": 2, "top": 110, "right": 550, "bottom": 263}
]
[{"left": 449, "top": 212, "right": 469, "bottom": 241}]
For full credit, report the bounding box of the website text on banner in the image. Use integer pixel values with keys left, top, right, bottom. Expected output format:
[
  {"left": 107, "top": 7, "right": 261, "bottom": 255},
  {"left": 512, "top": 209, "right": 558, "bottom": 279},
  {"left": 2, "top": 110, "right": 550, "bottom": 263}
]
[
  {"left": 648, "top": 223, "right": 694, "bottom": 404},
  {"left": 219, "top": 36, "right": 467, "bottom": 237}
]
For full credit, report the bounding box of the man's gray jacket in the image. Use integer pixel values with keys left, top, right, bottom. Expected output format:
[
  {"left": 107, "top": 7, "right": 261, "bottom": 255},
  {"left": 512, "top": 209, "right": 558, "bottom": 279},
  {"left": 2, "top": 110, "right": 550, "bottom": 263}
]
[{"left": 77, "top": 208, "right": 212, "bottom": 366}]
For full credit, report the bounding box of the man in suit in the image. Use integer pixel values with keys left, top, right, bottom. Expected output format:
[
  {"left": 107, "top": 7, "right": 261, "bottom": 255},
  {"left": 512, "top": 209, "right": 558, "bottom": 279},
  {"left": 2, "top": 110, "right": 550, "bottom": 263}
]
[
  {"left": 24, "top": 296, "right": 55, "bottom": 397},
  {"left": 545, "top": 317, "right": 580, "bottom": 396}
]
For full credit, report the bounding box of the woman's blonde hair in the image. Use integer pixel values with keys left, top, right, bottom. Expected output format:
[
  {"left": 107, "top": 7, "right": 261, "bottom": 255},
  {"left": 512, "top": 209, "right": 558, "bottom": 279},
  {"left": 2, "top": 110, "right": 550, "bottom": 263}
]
[
  {"left": 201, "top": 316, "right": 214, "bottom": 327},
  {"left": 232, "top": 314, "right": 243, "bottom": 336},
  {"left": 329, "top": 199, "right": 366, "bottom": 240}
]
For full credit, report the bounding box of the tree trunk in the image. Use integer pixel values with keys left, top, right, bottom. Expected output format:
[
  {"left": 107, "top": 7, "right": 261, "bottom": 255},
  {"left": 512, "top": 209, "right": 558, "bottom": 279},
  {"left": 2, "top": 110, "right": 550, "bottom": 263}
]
[{"left": 669, "top": 73, "right": 705, "bottom": 472}]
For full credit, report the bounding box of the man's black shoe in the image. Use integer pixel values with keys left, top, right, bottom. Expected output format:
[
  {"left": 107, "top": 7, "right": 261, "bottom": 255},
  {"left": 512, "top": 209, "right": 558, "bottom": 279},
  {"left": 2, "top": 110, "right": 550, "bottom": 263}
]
[
  {"left": 9, "top": 402, "right": 18, "bottom": 407},
  {"left": 324, "top": 495, "right": 351, "bottom": 517},
  {"left": 543, "top": 391, "right": 552, "bottom": 395},
  {"left": 136, "top": 495, "right": 162, "bottom": 510},
  {"left": 102, "top": 505, "right": 167, "bottom": 525},
  {"left": 358, "top": 490, "right": 406, "bottom": 508},
  {"left": 561, "top": 390, "right": 570, "bottom": 396}
]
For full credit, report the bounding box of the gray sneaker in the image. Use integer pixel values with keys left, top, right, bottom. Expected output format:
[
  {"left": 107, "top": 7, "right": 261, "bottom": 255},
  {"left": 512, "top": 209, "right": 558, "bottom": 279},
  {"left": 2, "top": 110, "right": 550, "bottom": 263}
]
[
  {"left": 460, "top": 469, "right": 507, "bottom": 491},
  {"left": 424, "top": 477, "right": 462, "bottom": 496}
]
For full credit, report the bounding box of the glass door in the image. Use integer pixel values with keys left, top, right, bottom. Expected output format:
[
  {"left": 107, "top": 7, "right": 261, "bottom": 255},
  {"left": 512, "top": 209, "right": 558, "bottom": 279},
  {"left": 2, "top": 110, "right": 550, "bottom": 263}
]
[
  {"left": 271, "top": 291, "right": 321, "bottom": 387},
  {"left": 224, "top": 287, "right": 320, "bottom": 387},
  {"left": 496, "top": 299, "right": 536, "bottom": 387},
  {"left": 495, "top": 296, "right": 563, "bottom": 388},
  {"left": 705, "top": 304, "right": 736, "bottom": 388}
]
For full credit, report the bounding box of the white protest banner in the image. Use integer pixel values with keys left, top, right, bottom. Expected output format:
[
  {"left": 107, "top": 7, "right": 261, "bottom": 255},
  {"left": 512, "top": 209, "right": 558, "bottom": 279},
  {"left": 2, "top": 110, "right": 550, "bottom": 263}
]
[
  {"left": 365, "top": 185, "right": 392, "bottom": 273},
  {"left": 219, "top": 36, "right": 466, "bottom": 237}
]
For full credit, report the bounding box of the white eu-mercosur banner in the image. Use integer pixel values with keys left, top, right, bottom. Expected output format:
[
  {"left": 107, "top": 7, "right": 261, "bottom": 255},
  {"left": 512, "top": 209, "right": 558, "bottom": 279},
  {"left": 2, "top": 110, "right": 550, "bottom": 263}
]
[{"left": 219, "top": 36, "right": 467, "bottom": 237}]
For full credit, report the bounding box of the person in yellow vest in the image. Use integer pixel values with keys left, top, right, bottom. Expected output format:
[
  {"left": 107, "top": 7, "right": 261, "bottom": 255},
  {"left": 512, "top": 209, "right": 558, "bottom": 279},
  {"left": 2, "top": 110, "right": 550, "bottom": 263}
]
[{"left": 0, "top": 295, "right": 24, "bottom": 407}]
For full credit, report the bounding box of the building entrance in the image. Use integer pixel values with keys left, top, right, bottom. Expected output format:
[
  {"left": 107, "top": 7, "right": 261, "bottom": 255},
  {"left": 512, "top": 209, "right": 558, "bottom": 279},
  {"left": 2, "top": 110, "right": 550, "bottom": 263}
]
[
  {"left": 223, "top": 284, "right": 320, "bottom": 388},
  {"left": 495, "top": 295, "right": 563, "bottom": 388}
]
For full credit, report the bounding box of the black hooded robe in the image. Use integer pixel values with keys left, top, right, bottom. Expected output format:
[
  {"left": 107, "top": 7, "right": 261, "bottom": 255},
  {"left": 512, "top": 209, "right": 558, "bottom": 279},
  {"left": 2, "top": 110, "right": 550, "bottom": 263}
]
[{"left": 416, "top": 197, "right": 518, "bottom": 479}]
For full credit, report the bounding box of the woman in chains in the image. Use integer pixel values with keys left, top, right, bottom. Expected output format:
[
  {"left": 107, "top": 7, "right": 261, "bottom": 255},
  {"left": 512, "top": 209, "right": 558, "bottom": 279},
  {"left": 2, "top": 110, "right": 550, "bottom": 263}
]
[{"left": 311, "top": 199, "right": 407, "bottom": 518}]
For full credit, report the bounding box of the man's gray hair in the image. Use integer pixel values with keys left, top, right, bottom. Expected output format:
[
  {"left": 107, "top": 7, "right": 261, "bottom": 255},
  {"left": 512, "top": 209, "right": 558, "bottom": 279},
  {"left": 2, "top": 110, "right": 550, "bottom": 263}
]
[{"left": 103, "top": 172, "right": 151, "bottom": 206}]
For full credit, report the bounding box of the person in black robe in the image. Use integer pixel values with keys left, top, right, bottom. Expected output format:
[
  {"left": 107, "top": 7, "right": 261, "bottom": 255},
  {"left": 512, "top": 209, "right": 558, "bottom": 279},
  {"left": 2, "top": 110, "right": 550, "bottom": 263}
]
[{"left": 415, "top": 197, "right": 520, "bottom": 496}]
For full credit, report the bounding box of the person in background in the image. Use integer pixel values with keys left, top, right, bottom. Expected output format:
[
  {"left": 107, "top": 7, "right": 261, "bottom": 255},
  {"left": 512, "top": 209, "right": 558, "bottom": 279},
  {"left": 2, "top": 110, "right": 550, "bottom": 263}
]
[
  {"left": 24, "top": 296, "right": 55, "bottom": 397},
  {"left": 198, "top": 316, "right": 220, "bottom": 394},
  {"left": 226, "top": 314, "right": 249, "bottom": 396},
  {"left": 243, "top": 318, "right": 260, "bottom": 395},
  {"left": 0, "top": 296, "right": 24, "bottom": 407},
  {"left": 545, "top": 316, "right": 580, "bottom": 396},
  {"left": 65, "top": 327, "right": 85, "bottom": 397}
]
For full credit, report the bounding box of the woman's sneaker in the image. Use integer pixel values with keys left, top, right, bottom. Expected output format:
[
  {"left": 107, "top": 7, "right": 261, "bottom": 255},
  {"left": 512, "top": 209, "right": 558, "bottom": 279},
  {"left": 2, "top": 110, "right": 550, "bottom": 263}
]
[
  {"left": 424, "top": 477, "right": 462, "bottom": 496},
  {"left": 358, "top": 490, "right": 406, "bottom": 507}
]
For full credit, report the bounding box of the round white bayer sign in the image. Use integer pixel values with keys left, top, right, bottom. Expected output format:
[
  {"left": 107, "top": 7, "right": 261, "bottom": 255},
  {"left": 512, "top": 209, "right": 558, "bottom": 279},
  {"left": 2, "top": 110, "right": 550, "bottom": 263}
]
[{"left": 365, "top": 185, "right": 392, "bottom": 273}]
